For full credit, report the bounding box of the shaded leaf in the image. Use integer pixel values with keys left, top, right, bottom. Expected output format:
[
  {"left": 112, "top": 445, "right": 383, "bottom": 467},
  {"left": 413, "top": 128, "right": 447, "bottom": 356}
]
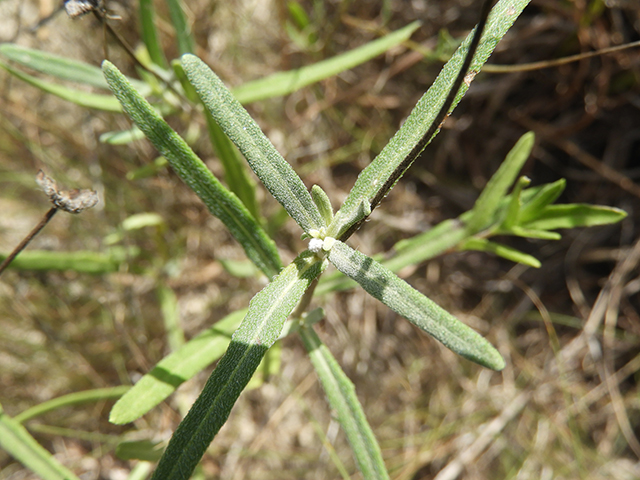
[
  {"left": 110, "top": 310, "right": 246, "bottom": 424},
  {"left": 116, "top": 440, "right": 164, "bottom": 462}
]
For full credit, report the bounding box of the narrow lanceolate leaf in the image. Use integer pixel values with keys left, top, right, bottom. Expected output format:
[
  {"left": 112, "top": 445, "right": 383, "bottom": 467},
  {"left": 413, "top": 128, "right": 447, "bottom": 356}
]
[
  {"left": 518, "top": 179, "right": 565, "bottom": 224},
  {"left": 139, "top": 0, "right": 168, "bottom": 68},
  {"left": 103, "top": 61, "right": 282, "bottom": 278},
  {"left": 110, "top": 310, "right": 246, "bottom": 425},
  {"left": 14, "top": 387, "right": 130, "bottom": 424},
  {"left": 0, "top": 43, "right": 149, "bottom": 93},
  {"left": 164, "top": 0, "right": 195, "bottom": 55},
  {"left": 460, "top": 237, "right": 541, "bottom": 268},
  {"left": 0, "top": 249, "right": 127, "bottom": 274},
  {"left": 466, "top": 132, "right": 534, "bottom": 233},
  {"left": 328, "top": 0, "right": 531, "bottom": 240},
  {"left": 311, "top": 185, "right": 334, "bottom": 227},
  {"left": 300, "top": 326, "right": 390, "bottom": 480},
  {"left": 500, "top": 175, "right": 532, "bottom": 231},
  {"left": 384, "top": 219, "right": 470, "bottom": 274},
  {"left": 0, "top": 59, "right": 122, "bottom": 111},
  {"left": 100, "top": 126, "right": 146, "bottom": 145},
  {"left": 328, "top": 241, "right": 505, "bottom": 370},
  {"left": 0, "top": 406, "right": 81, "bottom": 480},
  {"left": 180, "top": 54, "right": 324, "bottom": 234},
  {"left": 151, "top": 252, "right": 327, "bottom": 480},
  {"left": 157, "top": 284, "right": 184, "bottom": 352},
  {"left": 204, "top": 111, "right": 261, "bottom": 220},
  {"left": 522, "top": 204, "right": 627, "bottom": 230},
  {"left": 231, "top": 22, "right": 420, "bottom": 104}
]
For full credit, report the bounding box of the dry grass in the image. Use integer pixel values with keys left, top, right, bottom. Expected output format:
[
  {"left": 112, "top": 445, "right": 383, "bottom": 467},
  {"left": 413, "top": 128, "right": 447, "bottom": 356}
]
[{"left": 1, "top": 0, "right": 639, "bottom": 479}]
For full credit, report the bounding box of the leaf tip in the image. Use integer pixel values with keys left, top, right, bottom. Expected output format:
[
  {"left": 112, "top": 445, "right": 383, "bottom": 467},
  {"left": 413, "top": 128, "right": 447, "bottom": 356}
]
[
  {"left": 108, "top": 405, "right": 132, "bottom": 425},
  {"left": 180, "top": 53, "right": 198, "bottom": 67},
  {"left": 473, "top": 348, "right": 506, "bottom": 371},
  {"left": 101, "top": 59, "right": 115, "bottom": 71}
]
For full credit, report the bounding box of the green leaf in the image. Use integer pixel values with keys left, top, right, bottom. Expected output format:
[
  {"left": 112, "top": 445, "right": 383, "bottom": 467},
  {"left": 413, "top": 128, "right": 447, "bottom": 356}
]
[
  {"left": 300, "top": 326, "right": 390, "bottom": 480},
  {"left": 245, "top": 339, "right": 282, "bottom": 390},
  {"left": 324, "top": 183, "right": 566, "bottom": 288},
  {"left": 0, "top": 59, "right": 122, "bottom": 112},
  {"left": 157, "top": 284, "right": 184, "bottom": 351},
  {"left": 181, "top": 54, "right": 324, "bottom": 234},
  {"left": 509, "top": 226, "right": 561, "bottom": 240},
  {"left": 126, "top": 156, "right": 169, "bottom": 180},
  {"left": 327, "top": 241, "right": 505, "bottom": 370},
  {"left": 110, "top": 310, "right": 246, "bottom": 425},
  {"left": 13, "top": 387, "right": 130, "bottom": 424},
  {"left": 219, "top": 258, "right": 260, "bottom": 278},
  {"left": 0, "top": 405, "right": 81, "bottom": 480},
  {"left": 315, "top": 270, "right": 358, "bottom": 295},
  {"left": 125, "top": 461, "right": 153, "bottom": 480},
  {"left": 328, "top": 1, "right": 531, "bottom": 240},
  {"left": 164, "top": 0, "right": 195, "bottom": 55},
  {"left": 0, "top": 249, "right": 130, "bottom": 274},
  {"left": 279, "top": 307, "right": 324, "bottom": 337},
  {"left": 287, "top": 1, "right": 311, "bottom": 30},
  {"left": 460, "top": 237, "right": 541, "bottom": 268},
  {"left": 150, "top": 252, "right": 326, "bottom": 480},
  {"left": 139, "top": 0, "right": 168, "bottom": 68},
  {"left": 0, "top": 43, "right": 149, "bottom": 93},
  {"left": 116, "top": 440, "right": 164, "bottom": 462},
  {"left": 311, "top": 185, "right": 334, "bottom": 227},
  {"left": 103, "top": 60, "right": 282, "bottom": 278},
  {"left": 500, "top": 175, "right": 531, "bottom": 230},
  {"left": 121, "top": 212, "right": 165, "bottom": 231},
  {"left": 100, "top": 126, "right": 146, "bottom": 145},
  {"left": 522, "top": 204, "right": 627, "bottom": 230},
  {"left": 518, "top": 178, "right": 566, "bottom": 224},
  {"left": 466, "top": 132, "right": 535, "bottom": 233},
  {"left": 204, "top": 110, "right": 261, "bottom": 220},
  {"left": 171, "top": 60, "right": 200, "bottom": 102},
  {"left": 384, "top": 219, "right": 470, "bottom": 274},
  {"left": 231, "top": 21, "right": 420, "bottom": 104}
]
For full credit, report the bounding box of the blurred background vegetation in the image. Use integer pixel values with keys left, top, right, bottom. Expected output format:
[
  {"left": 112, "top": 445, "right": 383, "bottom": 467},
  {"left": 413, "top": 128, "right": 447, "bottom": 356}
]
[{"left": 0, "top": 0, "right": 639, "bottom": 478}]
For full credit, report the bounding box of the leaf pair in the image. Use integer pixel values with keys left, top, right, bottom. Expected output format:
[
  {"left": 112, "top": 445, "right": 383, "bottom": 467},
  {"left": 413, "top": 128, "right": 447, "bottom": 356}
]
[{"left": 106, "top": 52, "right": 506, "bottom": 371}]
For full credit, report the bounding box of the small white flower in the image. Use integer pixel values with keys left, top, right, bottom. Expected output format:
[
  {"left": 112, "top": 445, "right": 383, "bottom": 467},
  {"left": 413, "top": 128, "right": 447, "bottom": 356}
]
[{"left": 308, "top": 238, "right": 324, "bottom": 254}]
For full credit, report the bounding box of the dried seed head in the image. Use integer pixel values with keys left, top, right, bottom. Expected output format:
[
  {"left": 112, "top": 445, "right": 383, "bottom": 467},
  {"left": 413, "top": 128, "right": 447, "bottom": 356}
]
[
  {"left": 64, "top": 0, "right": 101, "bottom": 18},
  {"left": 36, "top": 170, "right": 99, "bottom": 214}
]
